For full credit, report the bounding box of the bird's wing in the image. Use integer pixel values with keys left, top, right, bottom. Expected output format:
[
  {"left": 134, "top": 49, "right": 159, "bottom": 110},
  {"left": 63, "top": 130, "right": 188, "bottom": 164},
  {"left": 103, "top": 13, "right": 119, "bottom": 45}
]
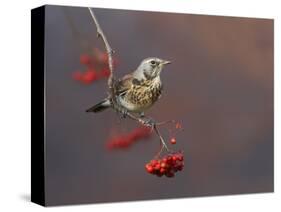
[{"left": 115, "top": 74, "right": 135, "bottom": 96}]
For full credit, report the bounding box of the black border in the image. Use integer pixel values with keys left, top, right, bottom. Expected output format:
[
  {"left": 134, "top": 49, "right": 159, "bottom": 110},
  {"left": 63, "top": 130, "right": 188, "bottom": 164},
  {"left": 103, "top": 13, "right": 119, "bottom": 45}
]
[{"left": 31, "top": 5, "right": 46, "bottom": 206}]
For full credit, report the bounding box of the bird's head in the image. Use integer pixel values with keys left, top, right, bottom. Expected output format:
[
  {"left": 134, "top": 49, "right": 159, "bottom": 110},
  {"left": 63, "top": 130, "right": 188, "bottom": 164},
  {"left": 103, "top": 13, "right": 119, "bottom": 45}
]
[{"left": 133, "top": 57, "right": 171, "bottom": 80}]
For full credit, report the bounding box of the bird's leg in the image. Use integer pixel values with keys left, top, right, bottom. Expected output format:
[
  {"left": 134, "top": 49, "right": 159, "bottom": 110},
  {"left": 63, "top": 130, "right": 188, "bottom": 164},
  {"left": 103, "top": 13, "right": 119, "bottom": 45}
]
[
  {"left": 114, "top": 97, "right": 128, "bottom": 118},
  {"left": 121, "top": 108, "right": 128, "bottom": 118},
  {"left": 139, "top": 112, "right": 145, "bottom": 118},
  {"left": 141, "top": 116, "right": 157, "bottom": 127}
]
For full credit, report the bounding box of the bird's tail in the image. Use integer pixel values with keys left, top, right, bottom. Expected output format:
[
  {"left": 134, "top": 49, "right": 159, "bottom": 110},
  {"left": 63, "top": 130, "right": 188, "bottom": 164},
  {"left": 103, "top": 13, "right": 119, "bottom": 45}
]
[{"left": 86, "top": 99, "right": 111, "bottom": 113}]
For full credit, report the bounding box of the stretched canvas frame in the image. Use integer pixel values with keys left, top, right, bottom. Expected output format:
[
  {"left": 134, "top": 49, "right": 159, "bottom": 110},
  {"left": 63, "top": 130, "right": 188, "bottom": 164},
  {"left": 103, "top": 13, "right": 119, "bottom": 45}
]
[{"left": 31, "top": 5, "right": 274, "bottom": 206}]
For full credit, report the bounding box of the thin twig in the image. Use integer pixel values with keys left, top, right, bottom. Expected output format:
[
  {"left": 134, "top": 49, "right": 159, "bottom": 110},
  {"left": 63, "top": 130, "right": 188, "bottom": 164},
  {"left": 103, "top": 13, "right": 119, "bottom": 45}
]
[
  {"left": 88, "top": 7, "right": 116, "bottom": 103},
  {"left": 153, "top": 125, "right": 169, "bottom": 152}
]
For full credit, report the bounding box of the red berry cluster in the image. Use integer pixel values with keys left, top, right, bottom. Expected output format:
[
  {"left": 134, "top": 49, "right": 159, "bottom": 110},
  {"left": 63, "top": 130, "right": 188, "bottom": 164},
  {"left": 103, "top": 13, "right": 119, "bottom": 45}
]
[
  {"left": 72, "top": 48, "right": 117, "bottom": 85},
  {"left": 145, "top": 152, "right": 184, "bottom": 177},
  {"left": 106, "top": 127, "right": 152, "bottom": 150},
  {"left": 72, "top": 68, "right": 110, "bottom": 84}
]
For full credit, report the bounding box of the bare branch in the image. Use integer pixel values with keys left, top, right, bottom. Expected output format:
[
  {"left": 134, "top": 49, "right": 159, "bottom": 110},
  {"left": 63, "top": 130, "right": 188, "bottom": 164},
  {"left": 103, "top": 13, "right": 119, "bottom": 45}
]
[
  {"left": 88, "top": 7, "right": 116, "bottom": 102},
  {"left": 88, "top": 8, "right": 171, "bottom": 154},
  {"left": 122, "top": 112, "right": 170, "bottom": 152}
]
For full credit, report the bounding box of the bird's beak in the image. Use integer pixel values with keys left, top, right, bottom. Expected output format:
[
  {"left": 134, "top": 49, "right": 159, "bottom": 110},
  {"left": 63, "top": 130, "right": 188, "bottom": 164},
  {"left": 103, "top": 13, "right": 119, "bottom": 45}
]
[{"left": 161, "top": 60, "right": 171, "bottom": 65}]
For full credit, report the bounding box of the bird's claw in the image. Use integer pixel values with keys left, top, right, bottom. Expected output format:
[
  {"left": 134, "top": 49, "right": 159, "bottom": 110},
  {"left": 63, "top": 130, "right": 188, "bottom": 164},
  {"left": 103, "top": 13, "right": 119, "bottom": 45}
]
[
  {"left": 142, "top": 117, "right": 156, "bottom": 127},
  {"left": 139, "top": 112, "right": 145, "bottom": 118},
  {"left": 120, "top": 108, "right": 128, "bottom": 118}
]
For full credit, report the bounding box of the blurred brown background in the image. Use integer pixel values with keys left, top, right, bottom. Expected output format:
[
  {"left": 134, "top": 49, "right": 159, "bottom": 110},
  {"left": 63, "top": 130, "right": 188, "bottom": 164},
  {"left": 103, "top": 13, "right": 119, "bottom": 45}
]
[{"left": 44, "top": 5, "right": 273, "bottom": 206}]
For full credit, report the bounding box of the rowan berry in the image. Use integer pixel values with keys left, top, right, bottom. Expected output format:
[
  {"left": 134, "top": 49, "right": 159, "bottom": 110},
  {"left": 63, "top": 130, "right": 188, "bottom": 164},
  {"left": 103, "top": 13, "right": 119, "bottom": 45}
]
[
  {"left": 170, "top": 137, "right": 176, "bottom": 144},
  {"left": 145, "top": 151, "right": 184, "bottom": 178}
]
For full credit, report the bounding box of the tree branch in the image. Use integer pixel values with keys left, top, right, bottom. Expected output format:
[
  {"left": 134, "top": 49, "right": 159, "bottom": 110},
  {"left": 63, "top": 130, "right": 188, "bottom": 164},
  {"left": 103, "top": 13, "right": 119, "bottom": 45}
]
[
  {"left": 88, "top": 7, "right": 116, "bottom": 104},
  {"left": 88, "top": 8, "right": 171, "bottom": 154}
]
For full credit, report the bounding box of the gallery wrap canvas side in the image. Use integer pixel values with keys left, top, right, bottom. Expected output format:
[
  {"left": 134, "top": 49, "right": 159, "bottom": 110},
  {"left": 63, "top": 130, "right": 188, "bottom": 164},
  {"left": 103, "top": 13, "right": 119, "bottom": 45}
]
[{"left": 31, "top": 6, "right": 45, "bottom": 206}]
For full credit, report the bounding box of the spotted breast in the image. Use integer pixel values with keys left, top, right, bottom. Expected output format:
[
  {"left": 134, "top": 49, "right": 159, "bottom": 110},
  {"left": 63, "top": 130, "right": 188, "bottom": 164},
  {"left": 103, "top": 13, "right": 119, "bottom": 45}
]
[{"left": 117, "top": 76, "right": 162, "bottom": 112}]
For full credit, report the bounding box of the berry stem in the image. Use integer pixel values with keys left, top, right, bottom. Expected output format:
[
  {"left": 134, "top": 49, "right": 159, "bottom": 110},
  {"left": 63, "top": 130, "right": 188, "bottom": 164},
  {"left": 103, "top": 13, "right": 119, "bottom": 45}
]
[
  {"left": 153, "top": 124, "right": 170, "bottom": 152},
  {"left": 154, "top": 144, "right": 165, "bottom": 159},
  {"left": 156, "top": 119, "right": 176, "bottom": 126}
]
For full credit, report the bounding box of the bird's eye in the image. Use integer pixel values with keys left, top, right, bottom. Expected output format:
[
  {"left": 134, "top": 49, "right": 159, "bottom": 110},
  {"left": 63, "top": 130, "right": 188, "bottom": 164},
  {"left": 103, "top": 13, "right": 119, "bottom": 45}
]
[{"left": 150, "top": 60, "right": 156, "bottom": 65}]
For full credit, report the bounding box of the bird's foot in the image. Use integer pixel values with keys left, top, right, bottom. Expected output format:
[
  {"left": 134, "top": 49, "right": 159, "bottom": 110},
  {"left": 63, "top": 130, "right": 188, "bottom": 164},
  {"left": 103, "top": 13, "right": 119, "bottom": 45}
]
[
  {"left": 142, "top": 117, "right": 156, "bottom": 128},
  {"left": 139, "top": 112, "right": 145, "bottom": 118},
  {"left": 120, "top": 108, "right": 128, "bottom": 118}
]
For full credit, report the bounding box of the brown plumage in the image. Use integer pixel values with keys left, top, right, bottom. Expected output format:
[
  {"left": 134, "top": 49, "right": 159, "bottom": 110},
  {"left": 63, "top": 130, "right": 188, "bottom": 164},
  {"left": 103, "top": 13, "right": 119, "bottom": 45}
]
[
  {"left": 86, "top": 57, "right": 171, "bottom": 114},
  {"left": 116, "top": 74, "right": 163, "bottom": 112}
]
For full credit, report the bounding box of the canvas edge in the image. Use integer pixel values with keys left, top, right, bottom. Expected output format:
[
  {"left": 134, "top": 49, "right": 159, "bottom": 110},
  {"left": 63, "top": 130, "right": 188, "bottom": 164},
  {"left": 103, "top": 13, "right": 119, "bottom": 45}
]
[{"left": 31, "top": 5, "right": 46, "bottom": 207}]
